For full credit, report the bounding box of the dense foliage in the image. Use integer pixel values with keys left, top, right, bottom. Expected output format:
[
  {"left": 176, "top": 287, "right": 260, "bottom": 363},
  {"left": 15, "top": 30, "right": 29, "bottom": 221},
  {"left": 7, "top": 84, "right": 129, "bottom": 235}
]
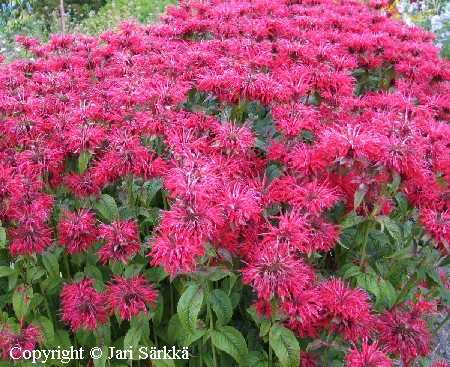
[{"left": 0, "top": 0, "right": 449, "bottom": 366}]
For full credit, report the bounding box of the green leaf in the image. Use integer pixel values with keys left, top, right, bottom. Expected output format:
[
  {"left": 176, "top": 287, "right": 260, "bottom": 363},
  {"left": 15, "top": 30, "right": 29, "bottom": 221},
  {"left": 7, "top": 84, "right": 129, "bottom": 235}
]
[
  {"left": 54, "top": 330, "right": 72, "bottom": 350},
  {"left": 379, "top": 278, "right": 396, "bottom": 308},
  {"left": 124, "top": 327, "right": 142, "bottom": 351},
  {"left": 259, "top": 319, "right": 271, "bottom": 337},
  {"left": 356, "top": 273, "right": 379, "bottom": 301},
  {"left": 91, "top": 194, "right": 119, "bottom": 222},
  {"left": 12, "top": 286, "right": 32, "bottom": 319},
  {"left": 37, "top": 316, "right": 55, "bottom": 348},
  {"left": 0, "top": 227, "right": 6, "bottom": 249},
  {"left": 93, "top": 345, "right": 109, "bottom": 367},
  {"left": 143, "top": 179, "right": 163, "bottom": 204},
  {"left": 208, "top": 289, "right": 232, "bottom": 325},
  {"left": 426, "top": 268, "right": 444, "bottom": 287},
  {"left": 0, "top": 266, "right": 15, "bottom": 277},
  {"left": 42, "top": 251, "right": 60, "bottom": 278},
  {"left": 269, "top": 322, "right": 300, "bottom": 367},
  {"left": 78, "top": 149, "right": 92, "bottom": 175},
  {"left": 210, "top": 326, "right": 248, "bottom": 365},
  {"left": 378, "top": 216, "right": 402, "bottom": 243},
  {"left": 354, "top": 185, "right": 368, "bottom": 210},
  {"left": 343, "top": 265, "right": 362, "bottom": 280},
  {"left": 151, "top": 359, "right": 176, "bottom": 367},
  {"left": 340, "top": 212, "right": 364, "bottom": 230},
  {"left": 180, "top": 327, "right": 205, "bottom": 347},
  {"left": 167, "top": 314, "right": 182, "bottom": 345},
  {"left": 244, "top": 351, "right": 269, "bottom": 367},
  {"left": 177, "top": 282, "right": 204, "bottom": 333}
]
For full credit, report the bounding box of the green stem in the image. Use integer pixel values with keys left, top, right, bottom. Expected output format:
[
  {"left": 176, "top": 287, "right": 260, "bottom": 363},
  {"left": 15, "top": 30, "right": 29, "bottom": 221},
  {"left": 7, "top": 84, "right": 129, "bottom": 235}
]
[
  {"left": 359, "top": 221, "right": 372, "bottom": 270},
  {"left": 199, "top": 342, "right": 203, "bottom": 367},
  {"left": 205, "top": 282, "right": 217, "bottom": 367},
  {"left": 153, "top": 322, "right": 159, "bottom": 349},
  {"left": 162, "top": 189, "right": 168, "bottom": 211},
  {"left": 39, "top": 280, "right": 53, "bottom": 323},
  {"left": 434, "top": 315, "right": 450, "bottom": 335},
  {"left": 268, "top": 345, "right": 273, "bottom": 367},
  {"left": 63, "top": 252, "right": 71, "bottom": 280},
  {"left": 170, "top": 282, "right": 175, "bottom": 315},
  {"left": 157, "top": 137, "right": 162, "bottom": 156},
  {"left": 393, "top": 257, "right": 427, "bottom": 306},
  {"left": 25, "top": 256, "right": 31, "bottom": 284}
]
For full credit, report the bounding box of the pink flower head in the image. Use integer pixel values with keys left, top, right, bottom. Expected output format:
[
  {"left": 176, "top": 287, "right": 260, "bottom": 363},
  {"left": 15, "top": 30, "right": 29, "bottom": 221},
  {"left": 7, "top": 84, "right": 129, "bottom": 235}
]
[
  {"left": 149, "top": 233, "right": 204, "bottom": 278},
  {"left": 58, "top": 209, "right": 97, "bottom": 254},
  {"left": 60, "top": 278, "right": 108, "bottom": 332},
  {"left": 106, "top": 275, "right": 159, "bottom": 321},
  {"left": 378, "top": 299, "right": 434, "bottom": 366},
  {"left": 242, "top": 249, "right": 314, "bottom": 300},
  {"left": 0, "top": 321, "right": 42, "bottom": 361},
  {"left": 97, "top": 219, "right": 141, "bottom": 265},
  {"left": 345, "top": 339, "right": 393, "bottom": 367},
  {"left": 319, "top": 278, "right": 375, "bottom": 341}
]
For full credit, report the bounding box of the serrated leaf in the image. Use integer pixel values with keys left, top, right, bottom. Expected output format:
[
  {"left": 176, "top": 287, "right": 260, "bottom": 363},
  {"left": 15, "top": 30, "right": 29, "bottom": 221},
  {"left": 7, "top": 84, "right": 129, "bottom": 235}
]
[
  {"left": 54, "top": 330, "right": 72, "bottom": 350},
  {"left": 244, "top": 351, "right": 269, "bottom": 367},
  {"left": 124, "top": 327, "right": 142, "bottom": 351},
  {"left": 42, "top": 251, "right": 60, "bottom": 278},
  {"left": 208, "top": 289, "right": 232, "bottom": 325},
  {"left": 0, "top": 266, "right": 15, "bottom": 277},
  {"left": 269, "top": 323, "right": 300, "bottom": 367},
  {"left": 426, "top": 268, "right": 444, "bottom": 287},
  {"left": 210, "top": 326, "right": 248, "bottom": 365},
  {"left": 12, "top": 286, "right": 32, "bottom": 319},
  {"left": 356, "top": 273, "right": 379, "bottom": 301},
  {"left": 167, "top": 314, "right": 182, "bottom": 345},
  {"left": 259, "top": 320, "right": 271, "bottom": 337},
  {"left": 143, "top": 179, "right": 163, "bottom": 204},
  {"left": 91, "top": 194, "right": 119, "bottom": 222},
  {"left": 78, "top": 149, "right": 92, "bottom": 175},
  {"left": 378, "top": 216, "right": 402, "bottom": 243},
  {"left": 340, "top": 212, "right": 365, "bottom": 230},
  {"left": 180, "top": 328, "right": 205, "bottom": 347},
  {"left": 93, "top": 345, "right": 108, "bottom": 367},
  {"left": 379, "top": 278, "right": 396, "bottom": 308},
  {"left": 354, "top": 185, "right": 368, "bottom": 210},
  {"left": 343, "top": 266, "right": 361, "bottom": 280},
  {"left": 37, "top": 316, "right": 55, "bottom": 348},
  {"left": 177, "top": 283, "right": 204, "bottom": 333}
]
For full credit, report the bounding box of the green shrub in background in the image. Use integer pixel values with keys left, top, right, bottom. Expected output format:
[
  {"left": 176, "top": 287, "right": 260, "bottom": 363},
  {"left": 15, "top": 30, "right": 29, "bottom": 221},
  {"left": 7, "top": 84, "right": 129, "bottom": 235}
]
[
  {"left": 0, "top": 0, "right": 175, "bottom": 60},
  {"left": 67, "top": 0, "right": 176, "bottom": 35},
  {"left": 395, "top": 0, "right": 450, "bottom": 59}
]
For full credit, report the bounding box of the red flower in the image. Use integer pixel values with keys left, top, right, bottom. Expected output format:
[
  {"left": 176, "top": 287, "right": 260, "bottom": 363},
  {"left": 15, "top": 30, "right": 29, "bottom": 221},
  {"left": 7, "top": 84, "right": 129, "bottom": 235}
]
[
  {"left": 319, "top": 279, "right": 375, "bottom": 341},
  {"left": 65, "top": 172, "right": 101, "bottom": 199},
  {"left": 9, "top": 212, "right": 53, "bottom": 256},
  {"left": 419, "top": 208, "right": 450, "bottom": 255},
  {"left": 106, "top": 275, "right": 159, "bottom": 321},
  {"left": 60, "top": 279, "right": 108, "bottom": 331},
  {"left": 0, "top": 321, "right": 42, "bottom": 361},
  {"left": 58, "top": 209, "right": 97, "bottom": 254},
  {"left": 97, "top": 219, "right": 141, "bottom": 265},
  {"left": 378, "top": 298, "right": 435, "bottom": 366},
  {"left": 149, "top": 233, "right": 204, "bottom": 278},
  {"left": 301, "top": 351, "right": 318, "bottom": 367},
  {"left": 242, "top": 249, "right": 314, "bottom": 300},
  {"left": 345, "top": 339, "right": 393, "bottom": 367},
  {"left": 280, "top": 289, "right": 323, "bottom": 338}
]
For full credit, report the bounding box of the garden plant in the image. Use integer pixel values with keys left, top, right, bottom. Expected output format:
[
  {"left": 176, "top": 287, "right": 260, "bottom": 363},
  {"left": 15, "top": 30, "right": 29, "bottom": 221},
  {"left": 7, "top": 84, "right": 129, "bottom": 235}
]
[{"left": 0, "top": 0, "right": 449, "bottom": 366}]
